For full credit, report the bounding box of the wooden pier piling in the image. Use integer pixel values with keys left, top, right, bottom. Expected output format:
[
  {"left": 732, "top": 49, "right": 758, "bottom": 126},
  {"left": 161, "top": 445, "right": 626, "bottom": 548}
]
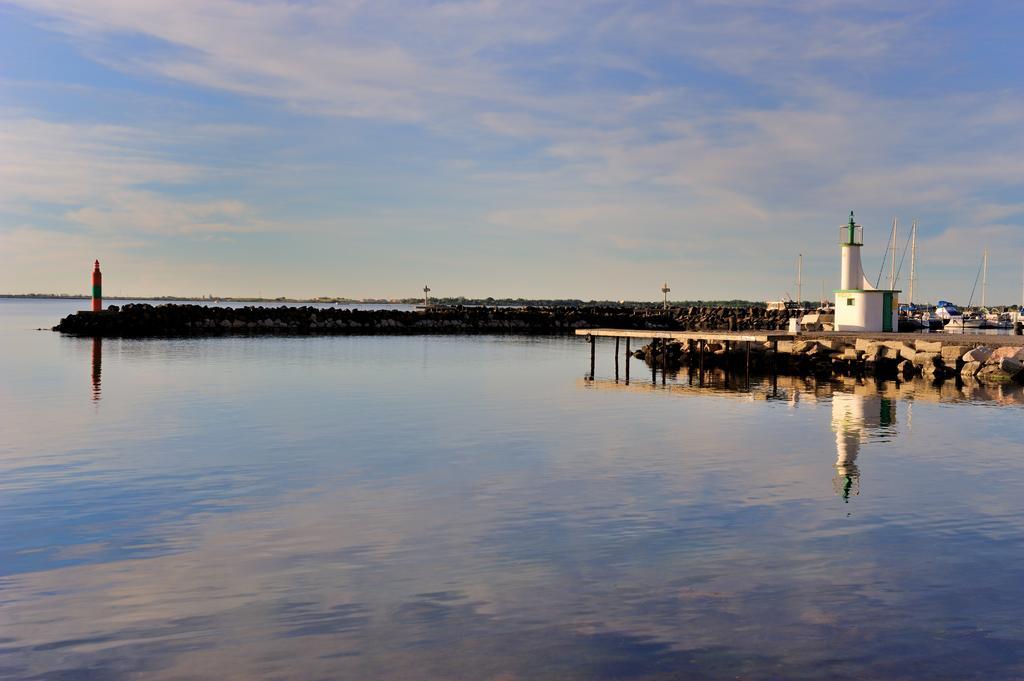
[
  {"left": 614, "top": 336, "right": 620, "bottom": 381},
  {"left": 625, "top": 337, "right": 630, "bottom": 383},
  {"left": 589, "top": 333, "right": 595, "bottom": 380},
  {"left": 651, "top": 338, "right": 657, "bottom": 384}
]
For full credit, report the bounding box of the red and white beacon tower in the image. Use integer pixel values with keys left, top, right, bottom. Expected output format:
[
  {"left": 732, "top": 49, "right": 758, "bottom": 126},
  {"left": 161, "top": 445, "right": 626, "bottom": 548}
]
[{"left": 91, "top": 260, "right": 102, "bottom": 312}]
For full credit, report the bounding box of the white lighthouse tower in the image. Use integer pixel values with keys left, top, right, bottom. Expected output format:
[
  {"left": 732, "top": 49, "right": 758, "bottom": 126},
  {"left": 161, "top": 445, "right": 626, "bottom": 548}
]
[{"left": 834, "top": 211, "right": 899, "bottom": 332}]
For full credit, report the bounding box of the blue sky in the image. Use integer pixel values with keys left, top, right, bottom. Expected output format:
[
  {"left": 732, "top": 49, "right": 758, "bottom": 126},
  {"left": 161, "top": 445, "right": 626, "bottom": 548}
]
[{"left": 2, "top": 0, "right": 1024, "bottom": 302}]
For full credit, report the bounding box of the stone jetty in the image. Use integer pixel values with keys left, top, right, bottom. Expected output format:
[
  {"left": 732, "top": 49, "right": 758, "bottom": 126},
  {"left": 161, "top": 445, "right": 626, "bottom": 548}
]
[
  {"left": 53, "top": 303, "right": 798, "bottom": 337},
  {"left": 631, "top": 336, "right": 1024, "bottom": 384}
]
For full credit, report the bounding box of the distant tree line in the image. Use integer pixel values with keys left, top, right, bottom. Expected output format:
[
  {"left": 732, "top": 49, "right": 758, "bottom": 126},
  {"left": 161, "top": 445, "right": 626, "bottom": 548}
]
[
  {"left": 398, "top": 296, "right": 775, "bottom": 308},
  {"left": 2, "top": 293, "right": 798, "bottom": 307}
]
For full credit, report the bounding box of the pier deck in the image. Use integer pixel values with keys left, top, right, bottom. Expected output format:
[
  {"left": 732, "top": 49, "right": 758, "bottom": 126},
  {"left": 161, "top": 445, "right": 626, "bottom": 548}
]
[
  {"left": 575, "top": 328, "right": 794, "bottom": 343},
  {"left": 576, "top": 328, "right": 1024, "bottom": 346},
  {"left": 803, "top": 330, "right": 1024, "bottom": 346}
]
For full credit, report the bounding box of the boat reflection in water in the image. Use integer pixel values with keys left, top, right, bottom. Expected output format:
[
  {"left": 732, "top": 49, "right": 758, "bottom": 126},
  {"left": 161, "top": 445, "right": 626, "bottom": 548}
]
[{"left": 830, "top": 391, "right": 895, "bottom": 501}]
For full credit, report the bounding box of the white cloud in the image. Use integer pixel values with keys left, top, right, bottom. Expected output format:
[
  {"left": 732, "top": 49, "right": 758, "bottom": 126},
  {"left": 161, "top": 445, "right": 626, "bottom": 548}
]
[
  {"left": 5, "top": 0, "right": 1024, "bottom": 300},
  {"left": 0, "top": 116, "right": 266, "bottom": 236}
]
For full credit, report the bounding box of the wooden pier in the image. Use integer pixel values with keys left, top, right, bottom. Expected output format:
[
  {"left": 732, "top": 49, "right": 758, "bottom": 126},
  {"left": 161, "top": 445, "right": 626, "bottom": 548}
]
[{"left": 575, "top": 328, "right": 795, "bottom": 386}]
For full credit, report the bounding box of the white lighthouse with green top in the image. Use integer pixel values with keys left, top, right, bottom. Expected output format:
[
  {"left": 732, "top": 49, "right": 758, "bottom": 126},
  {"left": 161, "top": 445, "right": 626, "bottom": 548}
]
[{"left": 834, "top": 211, "right": 899, "bottom": 332}]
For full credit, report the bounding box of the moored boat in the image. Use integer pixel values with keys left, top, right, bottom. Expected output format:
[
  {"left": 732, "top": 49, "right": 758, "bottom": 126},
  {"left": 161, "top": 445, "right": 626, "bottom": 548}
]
[{"left": 934, "top": 301, "right": 984, "bottom": 329}]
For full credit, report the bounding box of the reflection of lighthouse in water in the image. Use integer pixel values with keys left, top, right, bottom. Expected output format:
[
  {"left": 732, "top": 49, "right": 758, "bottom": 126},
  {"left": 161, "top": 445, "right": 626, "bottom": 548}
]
[{"left": 830, "top": 392, "right": 895, "bottom": 501}]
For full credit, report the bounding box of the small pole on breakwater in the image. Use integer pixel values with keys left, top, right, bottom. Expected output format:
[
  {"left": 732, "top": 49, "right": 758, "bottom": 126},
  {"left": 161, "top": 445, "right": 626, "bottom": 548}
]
[
  {"left": 661, "top": 282, "right": 671, "bottom": 310},
  {"left": 91, "top": 260, "right": 102, "bottom": 312},
  {"left": 423, "top": 285, "right": 431, "bottom": 308}
]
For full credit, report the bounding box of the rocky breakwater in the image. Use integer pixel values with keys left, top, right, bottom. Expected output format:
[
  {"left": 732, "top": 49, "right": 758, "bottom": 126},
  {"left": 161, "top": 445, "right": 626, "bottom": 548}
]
[
  {"left": 662, "top": 305, "right": 795, "bottom": 331},
  {"left": 633, "top": 336, "right": 1024, "bottom": 384},
  {"left": 824, "top": 339, "right": 1024, "bottom": 383},
  {"left": 54, "top": 303, "right": 796, "bottom": 337}
]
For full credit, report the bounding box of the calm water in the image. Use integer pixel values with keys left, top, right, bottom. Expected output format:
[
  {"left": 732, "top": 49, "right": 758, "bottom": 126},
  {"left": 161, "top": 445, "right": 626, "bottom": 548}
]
[{"left": 3, "top": 299, "right": 1024, "bottom": 680}]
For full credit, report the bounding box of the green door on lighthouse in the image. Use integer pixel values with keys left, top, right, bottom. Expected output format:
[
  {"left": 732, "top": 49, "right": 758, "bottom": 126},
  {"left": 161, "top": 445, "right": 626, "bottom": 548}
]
[{"left": 882, "top": 292, "right": 893, "bottom": 332}]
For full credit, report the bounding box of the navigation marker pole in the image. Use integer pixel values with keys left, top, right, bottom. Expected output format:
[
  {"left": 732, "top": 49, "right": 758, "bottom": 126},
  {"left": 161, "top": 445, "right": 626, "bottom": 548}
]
[{"left": 92, "top": 260, "right": 102, "bottom": 312}]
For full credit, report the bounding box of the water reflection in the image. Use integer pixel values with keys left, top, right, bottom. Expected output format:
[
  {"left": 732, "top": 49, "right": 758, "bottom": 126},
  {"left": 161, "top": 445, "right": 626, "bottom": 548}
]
[
  {"left": 579, "top": 371, "right": 1024, "bottom": 507},
  {"left": 7, "top": 316, "right": 1024, "bottom": 680},
  {"left": 91, "top": 336, "right": 102, "bottom": 402},
  {"left": 831, "top": 392, "right": 895, "bottom": 501}
]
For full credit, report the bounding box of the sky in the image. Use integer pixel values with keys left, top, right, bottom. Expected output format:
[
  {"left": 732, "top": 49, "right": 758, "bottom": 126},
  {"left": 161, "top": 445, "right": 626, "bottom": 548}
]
[{"left": 2, "top": 0, "right": 1024, "bottom": 302}]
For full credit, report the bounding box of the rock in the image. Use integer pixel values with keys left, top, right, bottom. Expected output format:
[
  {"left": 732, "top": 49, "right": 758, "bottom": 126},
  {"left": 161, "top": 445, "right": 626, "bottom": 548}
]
[
  {"left": 881, "top": 346, "right": 902, "bottom": 361},
  {"left": 915, "top": 340, "right": 943, "bottom": 353},
  {"left": 940, "top": 345, "right": 970, "bottom": 365},
  {"left": 855, "top": 338, "right": 876, "bottom": 352},
  {"left": 911, "top": 351, "right": 940, "bottom": 368},
  {"left": 961, "top": 360, "right": 983, "bottom": 377},
  {"left": 997, "top": 356, "right": 1023, "bottom": 375},
  {"left": 897, "top": 359, "right": 915, "bottom": 378},
  {"left": 791, "top": 340, "right": 816, "bottom": 354},
  {"left": 963, "top": 346, "right": 993, "bottom": 363},
  {"left": 991, "top": 346, "right": 1024, "bottom": 363},
  {"left": 977, "top": 364, "right": 1014, "bottom": 384},
  {"left": 899, "top": 345, "right": 917, "bottom": 362},
  {"left": 857, "top": 341, "right": 883, "bottom": 360}
]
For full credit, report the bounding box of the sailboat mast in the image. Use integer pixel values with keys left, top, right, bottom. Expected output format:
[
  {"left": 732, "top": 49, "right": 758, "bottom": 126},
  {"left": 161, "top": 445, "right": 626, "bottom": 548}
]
[
  {"left": 982, "top": 249, "right": 988, "bottom": 308},
  {"left": 889, "top": 217, "right": 898, "bottom": 290},
  {"left": 796, "top": 253, "right": 802, "bottom": 309},
  {"left": 909, "top": 220, "right": 917, "bottom": 305}
]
